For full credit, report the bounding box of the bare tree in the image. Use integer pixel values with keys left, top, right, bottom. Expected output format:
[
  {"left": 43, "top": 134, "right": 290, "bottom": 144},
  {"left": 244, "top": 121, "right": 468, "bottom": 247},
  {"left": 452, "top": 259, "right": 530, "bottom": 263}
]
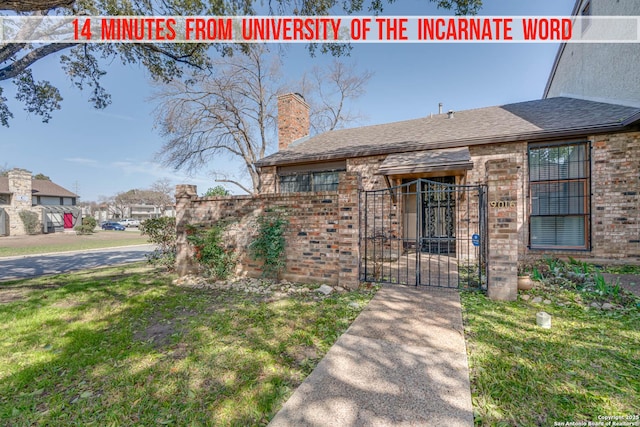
[
  {"left": 148, "top": 178, "right": 175, "bottom": 214},
  {"left": 153, "top": 45, "right": 280, "bottom": 194},
  {"left": 300, "top": 60, "right": 372, "bottom": 134},
  {"left": 153, "top": 47, "right": 372, "bottom": 194}
]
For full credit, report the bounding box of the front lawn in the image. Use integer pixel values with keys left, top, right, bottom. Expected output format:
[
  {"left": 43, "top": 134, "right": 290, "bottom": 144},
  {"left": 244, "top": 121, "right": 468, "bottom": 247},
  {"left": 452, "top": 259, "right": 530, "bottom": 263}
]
[
  {"left": 0, "top": 266, "right": 375, "bottom": 426},
  {"left": 462, "top": 267, "right": 640, "bottom": 426},
  {"left": 0, "top": 231, "right": 148, "bottom": 257}
]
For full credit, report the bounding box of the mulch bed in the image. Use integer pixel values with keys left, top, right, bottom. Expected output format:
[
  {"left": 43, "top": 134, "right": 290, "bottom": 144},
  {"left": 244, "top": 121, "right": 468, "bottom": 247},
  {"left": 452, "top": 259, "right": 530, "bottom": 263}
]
[{"left": 601, "top": 273, "right": 640, "bottom": 297}]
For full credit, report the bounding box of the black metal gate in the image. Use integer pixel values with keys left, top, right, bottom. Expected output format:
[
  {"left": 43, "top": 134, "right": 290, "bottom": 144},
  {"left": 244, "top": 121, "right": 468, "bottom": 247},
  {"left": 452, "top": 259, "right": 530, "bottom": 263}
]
[{"left": 360, "top": 178, "right": 487, "bottom": 290}]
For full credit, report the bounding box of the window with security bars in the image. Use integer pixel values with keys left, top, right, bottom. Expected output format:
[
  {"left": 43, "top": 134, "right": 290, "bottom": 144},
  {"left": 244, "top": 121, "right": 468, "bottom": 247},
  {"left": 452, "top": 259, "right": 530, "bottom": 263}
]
[
  {"left": 279, "top": 171, "right": 340, "bottom": 193},
  {"left": 529, "top": 142, "right": 590, "bottom": 249}
]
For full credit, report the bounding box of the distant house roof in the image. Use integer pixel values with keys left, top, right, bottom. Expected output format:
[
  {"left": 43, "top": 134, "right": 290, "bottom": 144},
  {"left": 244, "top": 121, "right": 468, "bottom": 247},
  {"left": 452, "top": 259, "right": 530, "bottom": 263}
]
[
  {"left": 0, "top": 177, "right": 78, "bottom": 198},
  {"left": 256, "top": 97, "right": 640, "bottom": 167}
]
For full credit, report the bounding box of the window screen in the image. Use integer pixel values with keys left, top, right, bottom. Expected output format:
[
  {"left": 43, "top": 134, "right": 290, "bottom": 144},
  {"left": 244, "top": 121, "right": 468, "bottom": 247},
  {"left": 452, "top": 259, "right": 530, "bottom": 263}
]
[
  {"left": 529, "top": 142, "right": 590, "bottom": 249},
  {"left": 279, "top": 171, "right": 339, "bottom": 193}
]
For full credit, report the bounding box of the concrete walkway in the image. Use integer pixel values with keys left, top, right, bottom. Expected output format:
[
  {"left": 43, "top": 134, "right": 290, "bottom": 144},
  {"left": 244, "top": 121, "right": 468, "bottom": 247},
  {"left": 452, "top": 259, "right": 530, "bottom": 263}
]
[{"left": 269, "top": 285, "right": 474, "bottom": 427}]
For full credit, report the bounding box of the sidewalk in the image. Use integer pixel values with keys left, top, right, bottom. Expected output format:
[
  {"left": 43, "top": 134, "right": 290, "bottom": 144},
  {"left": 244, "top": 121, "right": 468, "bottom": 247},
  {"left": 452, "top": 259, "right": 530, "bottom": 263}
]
[{"left": 269, "top": 285, "right": 474, "bottom": 427}]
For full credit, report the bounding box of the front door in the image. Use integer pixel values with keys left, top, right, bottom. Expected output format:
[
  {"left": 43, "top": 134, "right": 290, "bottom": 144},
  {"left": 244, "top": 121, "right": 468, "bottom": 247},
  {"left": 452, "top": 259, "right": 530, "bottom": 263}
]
[
  {"left": 63, "top": 213, "right": 73, "bottom": 229},
  {"left": 421, "top": 176, "right": 456, "bottom": 254}
]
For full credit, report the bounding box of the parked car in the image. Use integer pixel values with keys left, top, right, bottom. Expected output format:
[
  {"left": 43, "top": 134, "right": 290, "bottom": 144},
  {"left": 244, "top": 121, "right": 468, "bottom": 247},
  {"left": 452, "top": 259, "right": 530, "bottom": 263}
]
[
  {"left": 118, "top": 218, "right": 140, "bottom": 228},
  {"left": 101, "top": 221, "right": 126, "bottom": 231}
]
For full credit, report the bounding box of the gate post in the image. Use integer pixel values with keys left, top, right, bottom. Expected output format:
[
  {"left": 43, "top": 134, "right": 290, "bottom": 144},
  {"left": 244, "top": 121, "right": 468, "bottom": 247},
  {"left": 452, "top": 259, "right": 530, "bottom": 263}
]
[
  {"left": 485, "top": 159, "right": 519, "bottom": 301},
  {"left": 337, "top": 172, "right": 361, "bottom": 290}
]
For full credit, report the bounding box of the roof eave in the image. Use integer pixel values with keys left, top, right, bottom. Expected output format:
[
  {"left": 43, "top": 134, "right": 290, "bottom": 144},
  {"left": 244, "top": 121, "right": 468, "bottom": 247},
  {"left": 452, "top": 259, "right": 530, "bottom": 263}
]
[{"left": 256, "top": 122, "right": 632, "bottom": 167}]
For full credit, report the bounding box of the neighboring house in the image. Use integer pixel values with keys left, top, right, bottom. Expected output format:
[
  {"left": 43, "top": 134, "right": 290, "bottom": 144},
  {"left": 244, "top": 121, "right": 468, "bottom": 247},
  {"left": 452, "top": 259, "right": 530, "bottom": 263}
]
[
  {"left": 0, "top": 168, "right": 81, "bottom": 236},
  {"left": 544, "top": 0, "right": 640, "bottom": 107},
  {"left": 129, "top": 204, "right": 175, "bottom": 220},
  {"left": 86, "top": 204, "right": 176, "bottom": 224}
]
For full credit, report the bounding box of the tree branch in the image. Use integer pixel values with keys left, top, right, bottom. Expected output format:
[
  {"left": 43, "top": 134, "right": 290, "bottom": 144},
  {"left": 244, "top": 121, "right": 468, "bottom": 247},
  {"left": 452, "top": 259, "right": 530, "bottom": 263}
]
[
  {"left": 0, "top": 42, "right": 77, "bottom": 81},
  {"left": 215, "top": 179, "right": 252, "bottom": 195}
]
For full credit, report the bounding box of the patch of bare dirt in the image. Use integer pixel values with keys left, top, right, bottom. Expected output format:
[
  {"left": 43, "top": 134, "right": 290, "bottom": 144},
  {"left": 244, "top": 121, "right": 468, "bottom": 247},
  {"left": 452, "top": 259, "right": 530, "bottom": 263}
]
[
  {"left": 0, "top": 282, "right": 67, "bottom": 304},
  {"left": 284, "top": 345, "right": 319, "bottom": 367},
  {"left": 601, "top": 273, "right": 640, "bottom": 297},
  {"left": 0, "top": 288, "right": 30, "bottom": 304},
  {"left": 134, "top": 322, "right": 177, "bottom": 348},
  {"left": 134, "top": 308, "right": 198, "bottom": 349}
]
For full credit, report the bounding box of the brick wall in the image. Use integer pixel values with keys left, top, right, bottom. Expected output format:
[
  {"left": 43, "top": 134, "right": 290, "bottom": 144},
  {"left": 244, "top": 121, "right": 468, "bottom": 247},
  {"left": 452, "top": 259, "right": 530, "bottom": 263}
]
[
  {"left": 469, "top": 143, "right": 528, "bottom": 255},
  {"left": 591, "top": 130, "right": 640, "bottom": 261},
  {"left": 485, "top": 158, "right": 519, "bottom": 301},
  {"left": 176, "top": 172, "right": 361, "bottom": 289},
  {"left": 260, "top": 166, "right": 278, "bottom": 194}
]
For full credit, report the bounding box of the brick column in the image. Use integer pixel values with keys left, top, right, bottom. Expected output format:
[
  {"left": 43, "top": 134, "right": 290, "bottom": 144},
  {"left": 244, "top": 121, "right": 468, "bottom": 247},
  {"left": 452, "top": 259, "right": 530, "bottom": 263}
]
[
  {"left": 175, "top": 184, "right": 198, "bottom": 276},
  {"left": 337, "top": 172, "right": 361, "bottom": 290},
  {"left": 485, "top": 159, "right": 519, "bottom": 301}
]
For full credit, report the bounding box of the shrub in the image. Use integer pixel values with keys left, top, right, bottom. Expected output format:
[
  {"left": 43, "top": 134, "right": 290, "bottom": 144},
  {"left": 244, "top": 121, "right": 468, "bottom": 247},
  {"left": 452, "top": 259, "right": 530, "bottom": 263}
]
[
  {"left": 202, "top": 185, "right": 229, "bottom": 197},
  {"left": 18, "top": 210, "right": 40, "bottom": 235},
  {"left": 75, "top": 216, "right": 97, "bottom": 234},
  {"left": 139, "top": 217, "right": 176, "bottom": 271},
  {"left": 249, "top": 210, "right": 288, "bottom": 280},
  {"left": 186, "top": 223, "right": 236, "bottom": 280}
]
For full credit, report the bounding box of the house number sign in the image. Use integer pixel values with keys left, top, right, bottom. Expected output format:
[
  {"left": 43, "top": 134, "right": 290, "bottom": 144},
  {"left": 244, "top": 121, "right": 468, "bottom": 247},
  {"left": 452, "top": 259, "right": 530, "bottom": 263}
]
[{"left": 490, "top": 200, "right": 516, "bottom": 208}]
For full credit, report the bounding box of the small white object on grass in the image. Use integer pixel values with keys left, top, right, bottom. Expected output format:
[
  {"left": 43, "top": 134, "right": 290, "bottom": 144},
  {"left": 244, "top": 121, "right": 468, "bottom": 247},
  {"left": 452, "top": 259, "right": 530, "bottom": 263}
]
[{"left": 536, "top": 311, "right": 551, "bottom": 329}]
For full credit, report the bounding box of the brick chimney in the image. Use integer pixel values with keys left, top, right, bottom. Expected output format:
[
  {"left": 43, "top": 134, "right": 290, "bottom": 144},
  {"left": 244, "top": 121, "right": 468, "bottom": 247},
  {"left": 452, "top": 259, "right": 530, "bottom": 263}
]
[{"left": 277, "top": 93, "right": 310, "bottom": 151}]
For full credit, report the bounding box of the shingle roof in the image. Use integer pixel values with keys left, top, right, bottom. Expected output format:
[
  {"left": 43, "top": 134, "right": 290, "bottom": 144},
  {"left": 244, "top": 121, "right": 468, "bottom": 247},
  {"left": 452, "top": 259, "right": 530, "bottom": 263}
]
[
  {"left": 379, "top": 147, "right": 473, "bottom": 176},
  {"left": 0, "top": 177, "right": 77, "bottom": 198},
  {"left": 256, "top": 97, "right": 640, "bottom": 167}
]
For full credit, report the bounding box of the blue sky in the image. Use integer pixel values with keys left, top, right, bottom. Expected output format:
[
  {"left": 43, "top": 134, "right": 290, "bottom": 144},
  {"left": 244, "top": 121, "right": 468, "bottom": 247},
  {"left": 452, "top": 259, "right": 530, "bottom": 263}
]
[{"left": 0, "top": 0, "right": 576, "bottom": 200}]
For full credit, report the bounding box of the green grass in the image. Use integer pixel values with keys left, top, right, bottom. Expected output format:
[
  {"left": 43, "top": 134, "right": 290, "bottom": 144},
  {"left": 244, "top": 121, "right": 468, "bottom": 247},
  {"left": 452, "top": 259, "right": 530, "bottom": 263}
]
[
  {"left": 462, "top": 290, "right": 640, "bottom": 426},
  {"left": 0, "top": 233, "right": 148, "bottom": 257},
  {"left": 0, "top": 266, "right": 376, "bottom": 426}
]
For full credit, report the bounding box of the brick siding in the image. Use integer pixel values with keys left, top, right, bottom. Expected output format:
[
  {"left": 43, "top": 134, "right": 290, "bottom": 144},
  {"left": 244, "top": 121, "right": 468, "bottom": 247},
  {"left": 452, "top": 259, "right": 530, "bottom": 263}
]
[
  {"left": 176, "top": 172, "right": 361, "bottom": 289},
  {"left": 176, "top": 130, "right": 640, "bottom": 299}
]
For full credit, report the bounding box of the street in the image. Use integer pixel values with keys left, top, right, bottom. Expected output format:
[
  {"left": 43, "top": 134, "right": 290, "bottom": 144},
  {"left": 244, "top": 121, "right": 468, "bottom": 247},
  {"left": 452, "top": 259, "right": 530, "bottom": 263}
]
[{"left": 0, "top": 245, "right": 156, "bottom": 281}]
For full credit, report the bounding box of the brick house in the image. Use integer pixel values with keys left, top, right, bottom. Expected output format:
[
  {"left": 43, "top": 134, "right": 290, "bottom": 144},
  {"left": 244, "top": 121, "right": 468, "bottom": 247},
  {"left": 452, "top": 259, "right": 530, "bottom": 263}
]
[
  {"left": 256, "top": 94, "right": 640, "bottom": 262},
  {"left": 176, "top": 93, "right": 640, "bottom": 300},
  {"left": 0, "top": 168, "right": 80, "bottom": 236},
  {"left": 176, "top": 0, "right": 640, "bottom": 299}
]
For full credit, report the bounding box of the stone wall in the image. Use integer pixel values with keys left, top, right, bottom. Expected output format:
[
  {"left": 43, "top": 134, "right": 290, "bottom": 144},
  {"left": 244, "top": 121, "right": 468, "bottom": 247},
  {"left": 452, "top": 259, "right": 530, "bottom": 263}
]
[
  {"left": 176, "top": 172, "right": 361, "bottom": 289},
  {"left": 5, "top": 169, "right": 42, "bottom": 236}
]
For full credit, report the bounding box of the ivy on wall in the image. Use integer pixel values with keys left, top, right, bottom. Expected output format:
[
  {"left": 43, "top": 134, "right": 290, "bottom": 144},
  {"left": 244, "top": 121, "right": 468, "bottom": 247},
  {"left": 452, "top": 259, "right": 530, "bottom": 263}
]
[
  {"left": 249, "top": 209, "right": 289, "bottom": 280},
  {"left": 186, "top": 221, "right": 236, "bottom": 280}
]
